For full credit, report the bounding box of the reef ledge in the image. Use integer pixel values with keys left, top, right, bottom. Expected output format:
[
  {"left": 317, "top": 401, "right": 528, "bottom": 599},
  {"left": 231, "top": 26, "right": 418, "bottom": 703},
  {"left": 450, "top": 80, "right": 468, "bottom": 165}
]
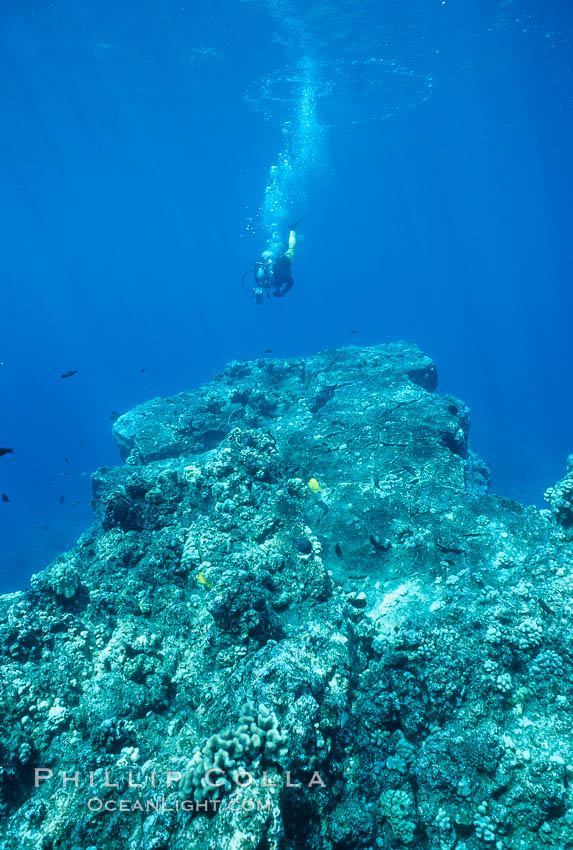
[{"left": 1, "top": 342, "right": 573, "bottom": 850}]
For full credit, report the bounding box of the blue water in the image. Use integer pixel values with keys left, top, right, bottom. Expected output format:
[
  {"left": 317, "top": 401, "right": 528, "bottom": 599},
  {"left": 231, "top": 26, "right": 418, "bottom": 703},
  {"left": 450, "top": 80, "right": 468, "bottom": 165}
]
[{"left": 1, "top": 0, "right": 572, "bottom": 592}]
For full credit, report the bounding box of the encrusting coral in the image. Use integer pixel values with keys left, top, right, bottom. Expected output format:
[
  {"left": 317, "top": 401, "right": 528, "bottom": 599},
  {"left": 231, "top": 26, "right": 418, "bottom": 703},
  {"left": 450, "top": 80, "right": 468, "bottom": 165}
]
[{"left": 0, "top": 343, "right": 572, "bottom": 850}]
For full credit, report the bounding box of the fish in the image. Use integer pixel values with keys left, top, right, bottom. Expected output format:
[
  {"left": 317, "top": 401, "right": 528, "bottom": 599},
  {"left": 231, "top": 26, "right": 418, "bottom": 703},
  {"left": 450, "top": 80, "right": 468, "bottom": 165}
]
[
  {"left": 0, "top": 448, "right": 14, "bottom": 457},
  {"left": 294, "top": 538, "right": 313, "bottom": 554},
  {"left": 264, "top": 349, "right": 273, "bottom": 354},
  {"left": 64, "top": 458, "right": 70, "bottom": 463},
  {"left": 141, "top": 367, "right": 147, "bottom": 373},
  {"left": 307, "top": 477, "right": 322, "bottom": 493},
  {"left": 349, "top": 329, "right": 358, "bottom": 335},
  {"left": 61, "top": 370, "right": 78, "bottom": 379},
  {"left": 59, "top": 494, "right": 65, "bottom": 504},
  {"left": 335, "top": 543, "right": 343, "bottom": 557},
  {"left": 109, "top": 410, "right": 120, "bottom": 422},
  {"left": 112, "top": 494, "right": 132, "bottom": 522},
  {"left": 197, "top": 572, "right": 211, "bottom": 589},
  {"left": 1, "top": 492, "right": 9, "bottom": 502}
]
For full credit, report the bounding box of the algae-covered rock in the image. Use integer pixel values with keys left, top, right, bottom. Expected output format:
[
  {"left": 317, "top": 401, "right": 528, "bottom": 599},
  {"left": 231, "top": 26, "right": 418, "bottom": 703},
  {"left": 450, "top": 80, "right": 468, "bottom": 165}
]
[
  {"left": 1, "top": 342, "right": 573, "bottom": 850},
  {"left": 545, "top": 454, "right": 573, "bottom": 534}
]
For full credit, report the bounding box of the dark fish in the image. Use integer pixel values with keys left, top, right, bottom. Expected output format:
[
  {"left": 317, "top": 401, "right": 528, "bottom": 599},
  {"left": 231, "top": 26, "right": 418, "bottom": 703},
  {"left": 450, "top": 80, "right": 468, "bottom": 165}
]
[
  {"left": 42, "top": 525, "right": 49, "bottom": 531},
  {"left": 112, "top": 494, "right": 132, "bottom": 523},
  {"left": 61, "top": 370, "right": 78, "bottom": 379},
  {"left": 64, "top": 457, "right": 70, "bottom": 463},
  {"left": 264, "top": 349, "right": 273, "bottom": 354},
  {"left": 72, "top": 500, "right": 82, "bottom": 507},
  {"left": 349, "top": 329, "right": 358, "bottom": 335},
  {"left": 141, "top": 367, "right": 146, "bottom": 373},
  {"left": 294, "top": 538, "right": 313, "bottom": 555},
  {"left": 0, "top": 448, "right": 14, "bottom": 457},
  {"left": 109, "top": 410, "right": 120, "bottom": 422},
  {"left": 59, "top": 494, "right": 65, "bottom": 504},
  {"left": 335, "top": 543, "right": 343, "bottom": 557},
  {"left": 1, "top": 492, "right": 9, "bottom": 502}
]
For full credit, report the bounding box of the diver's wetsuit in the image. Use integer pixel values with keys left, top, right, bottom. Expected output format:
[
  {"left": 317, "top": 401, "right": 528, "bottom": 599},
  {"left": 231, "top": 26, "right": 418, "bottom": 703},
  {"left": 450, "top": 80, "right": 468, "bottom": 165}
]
[{"left": 271, "top": 254, "right": 294, "bottom": 297}]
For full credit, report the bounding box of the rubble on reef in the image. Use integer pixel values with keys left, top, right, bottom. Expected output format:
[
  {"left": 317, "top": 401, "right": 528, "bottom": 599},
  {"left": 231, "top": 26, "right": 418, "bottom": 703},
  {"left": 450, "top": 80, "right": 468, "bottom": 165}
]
[{"left": 1, "top": 342, "right": 573, "bottom": 850}]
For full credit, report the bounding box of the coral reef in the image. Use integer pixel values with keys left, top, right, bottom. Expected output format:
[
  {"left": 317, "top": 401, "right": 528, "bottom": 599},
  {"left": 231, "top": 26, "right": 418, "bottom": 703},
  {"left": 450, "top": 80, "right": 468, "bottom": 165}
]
[
  {"left": 1, "top": 342, "right": 573, "bottom": 850},
  {"left": 545, "top": 454, "right": 573, "bottom": 534},
  {"left": 179, "top": 701, "right": 288, "bottom": 803}
]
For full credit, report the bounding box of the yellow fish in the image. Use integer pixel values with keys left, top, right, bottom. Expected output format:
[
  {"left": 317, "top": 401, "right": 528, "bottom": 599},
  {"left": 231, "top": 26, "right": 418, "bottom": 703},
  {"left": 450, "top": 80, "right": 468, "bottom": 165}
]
[
  {"left": 307, "top": 477, "right": 322, "bottom": 493},
  {"left": 197, "top": 572, "right": 211, "bottom": 589}
]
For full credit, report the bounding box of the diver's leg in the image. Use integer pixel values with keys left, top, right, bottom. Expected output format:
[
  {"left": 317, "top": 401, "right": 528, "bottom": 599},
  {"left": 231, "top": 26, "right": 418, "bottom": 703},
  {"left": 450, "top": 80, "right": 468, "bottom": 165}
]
[{"left": 285, "top": 229, "right": 297, "bottom": 260}]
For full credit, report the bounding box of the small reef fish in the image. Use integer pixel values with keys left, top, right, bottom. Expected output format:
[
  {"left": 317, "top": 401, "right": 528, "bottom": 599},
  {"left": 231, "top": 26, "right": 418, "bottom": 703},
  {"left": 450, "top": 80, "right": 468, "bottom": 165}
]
[
  {"left": 197, "top": 572, "right": 211, "bottom": 589},
  {"left": 0, "top": 448, "right": 14, "bottom": 457},
  {"left": 1, "top": 493, "right": 9, "bottom": 502},
  {"left": 61, "top": 370, "right": 78, "bottom": 379},
  {"left": 349, "top": 329, "right": 358, "bottom": 334},
  {"left": 109, "top": 410, "right": 120, "bottom": 422},
  {"left": 264, "top": 349, "right": 273, "bottom": 354},
  {"left": 59, "top": 495, "right": 65, "bottom": 504},
  {"left": 308, "top": 477, "right": 322, "bottom": 493},
  {"left": 294, "top": 538, "right": 313, "bottom": 554}
]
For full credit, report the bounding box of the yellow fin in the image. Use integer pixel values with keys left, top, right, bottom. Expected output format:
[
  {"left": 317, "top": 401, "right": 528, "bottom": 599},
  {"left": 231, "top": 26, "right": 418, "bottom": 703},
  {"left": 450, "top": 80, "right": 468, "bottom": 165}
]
[{"left": 197, "top": 572, "right": 211, "bottom": 589}]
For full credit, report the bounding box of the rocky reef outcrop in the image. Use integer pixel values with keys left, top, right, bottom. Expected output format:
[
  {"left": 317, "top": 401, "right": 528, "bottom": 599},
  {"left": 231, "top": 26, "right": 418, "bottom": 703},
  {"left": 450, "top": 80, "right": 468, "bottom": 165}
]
[{"left": 1, "top": 342, "right": 573, "bottom": 850}]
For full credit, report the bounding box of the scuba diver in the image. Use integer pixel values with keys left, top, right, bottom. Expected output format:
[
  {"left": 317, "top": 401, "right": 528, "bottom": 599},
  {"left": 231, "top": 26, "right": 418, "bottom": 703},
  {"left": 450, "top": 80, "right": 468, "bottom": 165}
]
[{"left": 242, "top": 217, "right": 305, "bottom": 304}]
